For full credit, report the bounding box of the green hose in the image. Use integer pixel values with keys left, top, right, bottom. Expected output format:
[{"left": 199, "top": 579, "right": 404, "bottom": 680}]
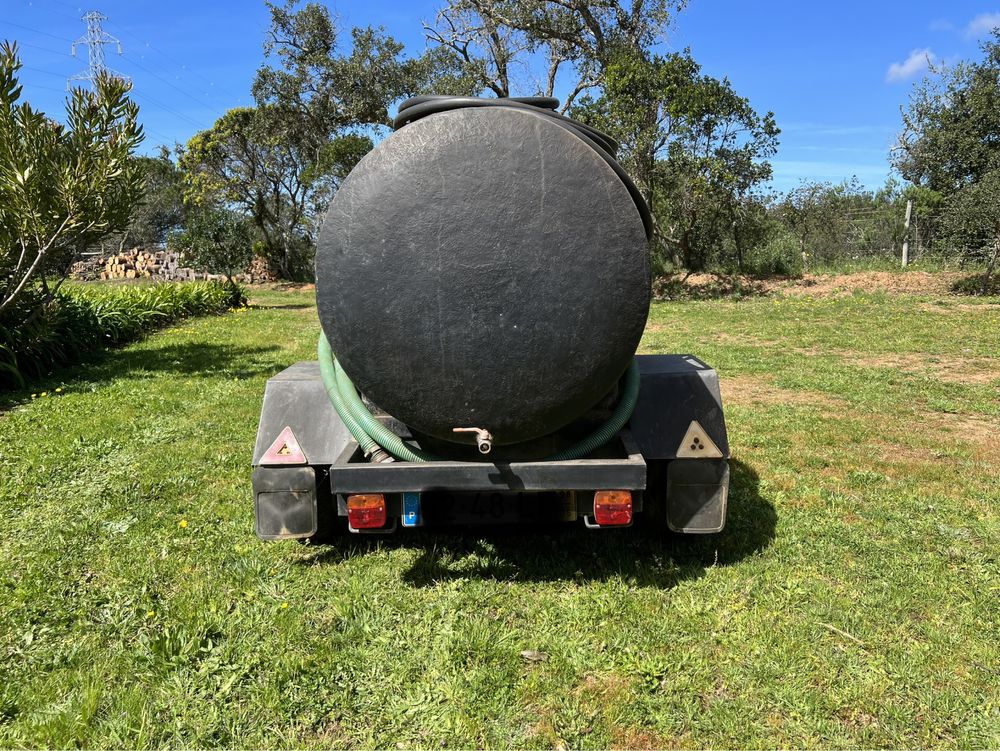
[
  {"left": 317, "top": 333, "right": 381, "bottom": 458},
  {"left": 318, "top": 332, "right": 640, "bottom": 463},
  {"left": 546, "top": 359, "right": 641, "bottom": 461},
  {"left": 319, "top": 334, "right": 438, "bottom": 462}
]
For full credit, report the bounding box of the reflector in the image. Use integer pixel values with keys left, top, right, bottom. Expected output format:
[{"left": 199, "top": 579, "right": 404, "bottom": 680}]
[
  {"left": 261, "top": 426, "right": 307, "bottom": 465},
  {"left": 593, "top": 490, "right": 632, "bottom": 526},
  {"left": 347, "top": 494, "right": 387, "bottom": 529}
]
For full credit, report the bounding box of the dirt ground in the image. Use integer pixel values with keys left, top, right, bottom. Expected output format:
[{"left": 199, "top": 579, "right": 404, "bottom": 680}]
[{"left": 678, "top": 270, "right": 974, "bottom": 298}]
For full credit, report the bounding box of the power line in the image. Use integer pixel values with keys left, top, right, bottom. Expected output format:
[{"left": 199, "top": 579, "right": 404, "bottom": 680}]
[
  {"left": 113, "top": 30, "right": 239, "bottom": 100},
  {"left": 129, "top": 89, "right": 208, "bottom": 131},
  {"left": 21, "top": 82, "right": 69, "bottom": 96},
  {"left": 120, "top": 52, "right": 218, "bottom": 112},
  {"left": 3, "top": 19, "right": 74, "bottom": 44},
  {"left": 16, "top": 41, "right": 74, "bottom": 58},
  {"left": 22, "top": 65, "right": 67, "bottom": 79}
]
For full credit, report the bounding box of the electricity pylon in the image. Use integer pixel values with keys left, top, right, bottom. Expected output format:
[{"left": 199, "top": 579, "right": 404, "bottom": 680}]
[{"left": 69, "top": 10, "right": 128, "bottom": 90}]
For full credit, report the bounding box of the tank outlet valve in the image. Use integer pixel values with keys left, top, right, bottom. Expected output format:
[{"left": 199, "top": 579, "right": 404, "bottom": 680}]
[{"left": 453, "top": 427, "right": 494, "bottom": 455}]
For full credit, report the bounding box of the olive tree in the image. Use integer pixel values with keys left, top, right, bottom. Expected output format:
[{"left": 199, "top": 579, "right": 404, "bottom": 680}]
[
  {"left": 169, "top": 208, "right": 254, "bottom": 285},
  {"left": 0, "top": 42, "right": 144, "bottom": 316}
]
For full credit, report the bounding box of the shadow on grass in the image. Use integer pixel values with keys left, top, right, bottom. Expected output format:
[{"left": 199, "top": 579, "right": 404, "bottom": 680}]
[
  {"left": 950, "top": 272, "right": 1000, "bottom": 297},
  {"left": 77, "top": 341, "right": 284, "bottom": 383},
  {"left": 0, "top": 341, "right": 284, "bottom": 409},
  {"left": 253, "top": 302, "right": 314, "bottom": 310},
  {"left": 304, "top": 459, "right": 775, "bottom": 589}
]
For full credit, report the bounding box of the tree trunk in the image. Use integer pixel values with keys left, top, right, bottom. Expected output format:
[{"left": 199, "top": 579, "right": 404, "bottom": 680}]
[
  {"left": 982, "top": 235, "right": 1000, "bottom": 295},
  {"left": 733, "top": 222, "right": 744, "bottom": 272}
]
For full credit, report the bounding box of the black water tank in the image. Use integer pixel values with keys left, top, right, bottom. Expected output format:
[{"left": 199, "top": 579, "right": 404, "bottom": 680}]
[{"left": 316, "top": 97, "right": 650, "bottom": 446}]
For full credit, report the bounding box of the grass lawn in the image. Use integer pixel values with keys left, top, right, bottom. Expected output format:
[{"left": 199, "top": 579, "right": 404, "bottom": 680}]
[{"left": 0, "top": 284, "right": 997, "bottom": 748}]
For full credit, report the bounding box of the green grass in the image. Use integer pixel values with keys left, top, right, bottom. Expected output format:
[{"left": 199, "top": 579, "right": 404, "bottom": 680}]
[{"left": 0, "top": 283, "right": 997, "bottom": 748}]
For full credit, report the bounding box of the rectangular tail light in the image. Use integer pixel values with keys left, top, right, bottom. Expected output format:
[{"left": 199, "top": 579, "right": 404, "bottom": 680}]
[
  {"left": 347, "top": 494, "right": 387, "bottom": 529},
  {"left": 593, "top": 490, "right": 632, "bottom": 526}
]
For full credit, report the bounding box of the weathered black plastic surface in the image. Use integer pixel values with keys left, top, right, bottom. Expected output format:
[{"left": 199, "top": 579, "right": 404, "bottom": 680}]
[
  {"left": 629, "top": 355, "right": 730, "bottom": 460},
  {"left": 316, "top": 106, "right": 650, "bottom": 445},
  {"left": 253, "top": 466, "right": 318, "bottom": 540},
  {"left": 251, "top": 362, "right": 352, "bottom": 466},
  {"left": 665, "top": 459, "right": 729, "bottom": 533}
]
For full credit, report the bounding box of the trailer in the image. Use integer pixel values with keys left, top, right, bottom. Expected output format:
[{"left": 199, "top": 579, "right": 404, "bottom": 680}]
[{"left": 252, "top": 354, "right": 729, "bottom": 537}]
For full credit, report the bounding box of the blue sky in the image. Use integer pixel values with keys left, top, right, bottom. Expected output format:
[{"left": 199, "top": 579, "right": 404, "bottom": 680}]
[{"left": 3, "top": 0, "right": 999, "bottom": 193}]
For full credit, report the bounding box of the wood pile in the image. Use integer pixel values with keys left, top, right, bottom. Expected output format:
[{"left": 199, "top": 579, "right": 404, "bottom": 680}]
[
  {"left": 71, "top": 248, "right": 278, "bottom": 283},
  {"left": 99, "top": 249, "right": 175, "bottom": 280}
]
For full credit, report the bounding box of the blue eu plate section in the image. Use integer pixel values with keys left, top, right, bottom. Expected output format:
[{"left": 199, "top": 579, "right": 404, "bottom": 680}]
[{"left": 402, "top": 492, "right": 421, "bottom": 527}]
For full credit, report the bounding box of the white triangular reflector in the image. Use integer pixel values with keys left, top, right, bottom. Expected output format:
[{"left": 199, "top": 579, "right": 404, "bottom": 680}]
[
  {"left": 261, "top": 426, "right": 307, "bottom": 465},
  {"left": 676, "top": 420, "right": 723, "bottom": 459}
]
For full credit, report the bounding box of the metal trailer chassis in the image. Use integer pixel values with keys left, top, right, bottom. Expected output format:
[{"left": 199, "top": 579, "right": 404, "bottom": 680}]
[{"left": 252, "top": 354, "right": 730, "bottom": 538}]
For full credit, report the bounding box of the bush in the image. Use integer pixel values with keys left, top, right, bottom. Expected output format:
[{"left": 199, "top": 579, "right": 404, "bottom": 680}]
[
  {"left": 951, "top": 272, "right": 1000, "bottom": 296},
  {"left": 744, "top": 228, "right": 803, "bottom": 277},
  {"left": 0, "top": 281, "right": 246, "bottom": 387}
]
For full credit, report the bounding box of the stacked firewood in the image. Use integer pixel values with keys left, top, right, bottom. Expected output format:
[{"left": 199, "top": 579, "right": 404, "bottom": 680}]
[
  {"left": 71, "top": 248, "right": 279, "bottom": 283},
  {"left": 99, "top": 249, "right": 172, "bottom": 279}
]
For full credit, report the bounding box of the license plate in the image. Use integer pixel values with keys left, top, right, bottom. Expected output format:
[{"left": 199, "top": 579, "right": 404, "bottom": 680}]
[{"left": 420, "top": 491, "right": 577, "bottom": 526}]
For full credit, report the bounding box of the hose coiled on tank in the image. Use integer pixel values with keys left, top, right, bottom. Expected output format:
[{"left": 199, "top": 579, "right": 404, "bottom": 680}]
[
  {"left": 393, "top": 95, "right": 654, "bottom": 240},
  {"left": 319, "top": 333, "right": 641, "bottom": 463}
]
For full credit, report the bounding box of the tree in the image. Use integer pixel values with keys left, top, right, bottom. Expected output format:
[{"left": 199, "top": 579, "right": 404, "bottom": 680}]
[
  {"left": 425, "top": 0, "right": 684, "bottom": 109},
  {"left": 893, "top": 32, "right": 1000, "bottom": 193},
  {"left": 180, "top": 107, "right": 370, "bottom": 280},
  {"left": 180, "top": 1, "right": 467, "bottom": 279},
  {"left": 0, "top": 41, "right": 144, "bottom": 315},
  {"left": 102, "top": 147, "right": 186, "bottom": 253},
  {"left": 425, "top": 1, "right": 777, "bottom": 274},
  {"left": 572, "top": 50, "right": 779, "bottom": 272},
  {"left": 941, "top": 169, "right": 1000, "bottom": 292},
  {"left": 892, "top": 30, "right": 1000, "bottom": 283},
  {"left": 126, "top": 149, "right": 186, "bottom": 248},
  {"left": 169, "top": 208, "right": 254, "bottom": 285}
]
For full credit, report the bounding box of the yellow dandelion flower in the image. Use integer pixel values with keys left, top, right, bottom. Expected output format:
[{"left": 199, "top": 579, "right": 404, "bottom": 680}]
[
  {"left": 55, "top": 387, "right": 63, "bottom": 393},
  {"left": 146, "top": 610, "right": 155, "bottom": 618},
  {"left": 280, "top": 602, "right": 288, "bottom": 609},
  {"left": 40, "top": 392, "right": 48, "bottom": 397},
  {"left": 31, "top": 394, "right": 37, "bottom": 399},
  {"left": 179, "top": 519, "right": 188, "bottom": 529}
]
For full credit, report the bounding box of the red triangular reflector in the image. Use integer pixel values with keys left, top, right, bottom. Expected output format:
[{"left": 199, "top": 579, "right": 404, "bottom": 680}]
[{"left": 261, "top": 426, "right": 307, "bottom": 465}]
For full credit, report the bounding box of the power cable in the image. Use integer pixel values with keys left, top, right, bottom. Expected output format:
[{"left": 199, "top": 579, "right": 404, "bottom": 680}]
[
  {"left": 3, "top": 20, "right": 73, "bottom": 44},
  {"left": 15, "top": 41, "right": 74, "bottom": 58},
  {"left": 120, "top": 52, "right": 218, "bottom": 112},
  {"left": 129, "top": 89, "right": 208, "bottom": 131}
]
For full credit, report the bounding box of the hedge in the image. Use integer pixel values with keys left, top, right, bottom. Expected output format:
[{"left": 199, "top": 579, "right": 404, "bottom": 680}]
[{"left": 0, "top": 281, "right": 246, "bottom": 388}]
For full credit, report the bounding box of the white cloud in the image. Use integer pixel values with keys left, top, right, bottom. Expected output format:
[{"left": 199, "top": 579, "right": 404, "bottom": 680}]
[
  {"left": 929, "top": 18, "right": 955, "bottom": 32},
  {"left": 966, "top": 12, "right": 1000, "bottom": 37},
  {"left": 886, "top": 49, "right": 936, "bottom": 83}
]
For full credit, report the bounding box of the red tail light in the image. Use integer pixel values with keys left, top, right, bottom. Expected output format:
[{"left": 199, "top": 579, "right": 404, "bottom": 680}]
[
  {"left": 593, "top": 490, "right": 632, "bottom": 526},
  {"left": 347, "top": 494, "right": 387, "bottom": 529}
]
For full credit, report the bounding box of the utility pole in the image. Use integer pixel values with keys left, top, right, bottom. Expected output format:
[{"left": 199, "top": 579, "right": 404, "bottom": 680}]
[
  {"left": 901, "top": 199, "right": 913, "bottom": 268},
  {"left": 69, "top": 10, "right": 128, "bottom": 90}
]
